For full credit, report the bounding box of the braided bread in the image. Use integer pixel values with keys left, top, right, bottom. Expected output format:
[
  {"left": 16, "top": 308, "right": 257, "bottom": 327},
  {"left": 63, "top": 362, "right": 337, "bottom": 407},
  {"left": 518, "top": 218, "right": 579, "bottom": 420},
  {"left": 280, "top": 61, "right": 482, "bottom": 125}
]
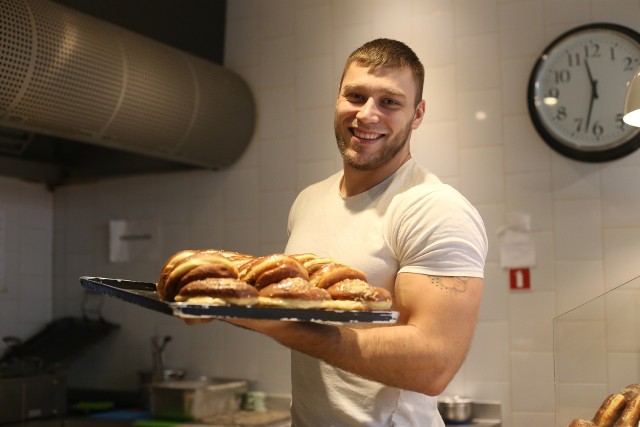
[{"left": 157, "top": 249, "right": 393, "bottom": 310}]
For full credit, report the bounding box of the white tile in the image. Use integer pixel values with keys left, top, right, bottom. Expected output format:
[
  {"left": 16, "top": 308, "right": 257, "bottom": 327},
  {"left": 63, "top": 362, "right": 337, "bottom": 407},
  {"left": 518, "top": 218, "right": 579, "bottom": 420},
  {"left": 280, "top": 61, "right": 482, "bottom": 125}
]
[
  {"left": 259, "top": 0, "right": 295, "bottom": 38},
  {"left": 555, "top": 383, "right": 608, "bottom": 427},
  {"left": 553, "top": 320, "right": 607, "bottom": 383},
  {"left": 459, "top": 146, "right": 505, "bottom": 204},
  {"left": 478, "top": 261, "right": 509, "bottom": 322},
  {"left": 295, "top": 159, "right": 339, "bottom": 193},
  {"left": 604, "top": 290, "right": 640, "bottom": 352},
  {"left": 223, "top": 218, "right": 261, "bottom": 256},
  {"left": 503, "top": 116, "right": 552, "bottom": 173},
  {"left": 411, "top": 11, "right": 455, "bottom": 68},
  {"left": 554, "top": 200, "right": 602, "bottom": 260},
  {"left": 512, "top": 413, "right": 554, "bottom": 427},
  {"left": 555, "top": 260, "right": 604, "bottom": 316},
  {"left": 258, "top": 36, "right": 295, "bottom": 88},
  {"left": 295, "top": 107, "right": 336, "bottom": 162},
  {"left": 601, "top": 166, "right": 640, "bottom": 227},
  {"left": 257, "top": 86, "right": 296, "bottom": 139},
  {"left": 592, "top": 0, "right": 640, "bottom": 31},
  {"left": 223, "top": 169, "right": 259, "bottom": 220},
  {"left": 454, "top": 0, "right": 498, "bottom": 35},
  {"left": 370, "top": 0, "right": 413, "bottom": 42},
  {"left": 295, "top": 5, "right": 333, "bottom": 58},
  {"left": 530, "top": 231, "right": 555, "bottom": 292},
  {"left": 258, "top": 190, "right": 296, "bottom": 244},
  {"left": 608, "top": 352, "right": 640, "bottom": 394},
  {"left": 411, "top": 121, "right": 459, "bottom": 178},
  {"left": 501, "top": 57, "right": 536, "bottom": 115},
  {"left": 604, "top": 228, "right": 640, "bottom": 289},
  {"left": 509, "top": 291, "right": 555, "bottom": 351},
  {"left": 224, "top": 17, "right": 260, "bottom": 68},
  {"left": 551, "top": 156, "right": 601, "bottom": 200},
  {"left": 465, "top": 321, "right": 510, "bottom": 381},
  {"left": 295, "top": 56, "right": 335, "bottom": 109},
  {"left": 226, "top": 0, "right": 260, "bottom": 21},
  {"left": 498, "top": 0, "right": 544, "bottom": 58},
  {"left": 506, "top": 172, "right": 553, "bottom": 231},
  {"left": 259, "top": 136, "right": 299, "bottom": 191},
  {"left": 332, "top": 0, "right": 371, "bottom": 28},
  {"left": 510, "top": 352, "right": 554, "bottom": 411},
  {"left": 423, "top": 66, "right": 457, "bottom": 122},
  {"left": 457, "top": 90, "right": 503, "bottom": 147},
  {"left": 331, "top": 25, "right": 375, "bottom": 79},
  {"left": 456, "top": 34, "right": 501, "bottom": 90},
  {"left": 543, "top": 0, "right": 591, "bottom": 25},
  {"left": 410, "top": 0, "right": 453, "bottom": 15}
]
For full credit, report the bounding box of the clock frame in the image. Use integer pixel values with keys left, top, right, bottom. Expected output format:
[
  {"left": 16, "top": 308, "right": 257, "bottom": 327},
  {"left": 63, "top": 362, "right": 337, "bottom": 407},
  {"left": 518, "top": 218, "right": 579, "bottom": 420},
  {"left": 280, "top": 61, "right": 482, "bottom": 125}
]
[{"left": 527, "top": 23, "right": 640, "bottom": 162}]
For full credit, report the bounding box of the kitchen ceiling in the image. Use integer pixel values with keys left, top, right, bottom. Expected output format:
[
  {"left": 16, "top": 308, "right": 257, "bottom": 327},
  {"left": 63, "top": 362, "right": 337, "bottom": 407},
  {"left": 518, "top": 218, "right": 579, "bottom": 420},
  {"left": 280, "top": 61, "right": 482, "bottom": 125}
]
[{"left": 53, "top": 0, "right": 227, "bottom": 64}]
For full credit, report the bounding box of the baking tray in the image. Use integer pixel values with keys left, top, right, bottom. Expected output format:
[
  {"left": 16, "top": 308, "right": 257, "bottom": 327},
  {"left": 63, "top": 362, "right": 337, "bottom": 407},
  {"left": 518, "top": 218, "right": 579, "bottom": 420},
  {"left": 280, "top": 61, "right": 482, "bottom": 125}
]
[{"left": 79, "top": 277, "right": 399, "bottom": 324}]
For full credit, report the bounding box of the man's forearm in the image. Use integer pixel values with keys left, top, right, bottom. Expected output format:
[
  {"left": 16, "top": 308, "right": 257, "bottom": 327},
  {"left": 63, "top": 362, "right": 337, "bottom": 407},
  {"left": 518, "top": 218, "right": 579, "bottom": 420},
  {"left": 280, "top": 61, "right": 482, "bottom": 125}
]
[{"left": 227, "top": 318, "right": 447, "bottom": 395}]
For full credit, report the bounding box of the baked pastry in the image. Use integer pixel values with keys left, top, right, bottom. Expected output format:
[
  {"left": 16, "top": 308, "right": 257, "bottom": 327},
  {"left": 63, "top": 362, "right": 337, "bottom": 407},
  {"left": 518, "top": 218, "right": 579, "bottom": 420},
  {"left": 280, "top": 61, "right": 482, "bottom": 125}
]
[
  {"left": 175, "top": 278, "right": 259, "bottom": 306},
  {"left": 290, "top": 253, "right": 320, "bottom": 265},
  {"left": 258, "top": 277, "right": 332, "bottom": 309},
  {"left": 614, "top": 394, "right": 640, "bottom": 427},
  {"left": 302, "top": 257, "right": 339, "bottom": 276},
  {"left": 592, "top": 393, "right": 627, "bottom": 427},
  {"left": 619, "top": 384, "right": 640, "bottom": 401},
  {"left": 157, "top": 249, "right": 197, "bottom": 299},
  {"left": 568, "top": 420, "right": 596, "bottom": 427},
  {"left": 238, "top": 254, "right": 309, "bottom": 290},
  {"left": 159, "top": 251, "right": 239, "bottom": 301},
  {"left": 309, "top": 262, "right": 367, "bottom": 289},
  {"left": 326, "top": 279, "right": 392, "bottom": 310}
]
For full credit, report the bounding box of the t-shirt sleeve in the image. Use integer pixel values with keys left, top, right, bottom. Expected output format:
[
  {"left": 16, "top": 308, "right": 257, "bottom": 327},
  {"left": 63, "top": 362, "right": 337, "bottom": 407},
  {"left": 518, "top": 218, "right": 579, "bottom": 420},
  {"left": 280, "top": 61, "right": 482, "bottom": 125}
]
[{"left": 386, "top": 185, "right": 488, "bottom": 278}]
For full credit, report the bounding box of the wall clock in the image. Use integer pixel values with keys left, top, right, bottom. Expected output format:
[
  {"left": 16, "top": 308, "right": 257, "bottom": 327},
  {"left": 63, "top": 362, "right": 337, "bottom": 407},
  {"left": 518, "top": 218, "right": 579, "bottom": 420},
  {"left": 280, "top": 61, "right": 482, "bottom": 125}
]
[{"left": 527, "top": 23, "right": 640, "bottom": 162}]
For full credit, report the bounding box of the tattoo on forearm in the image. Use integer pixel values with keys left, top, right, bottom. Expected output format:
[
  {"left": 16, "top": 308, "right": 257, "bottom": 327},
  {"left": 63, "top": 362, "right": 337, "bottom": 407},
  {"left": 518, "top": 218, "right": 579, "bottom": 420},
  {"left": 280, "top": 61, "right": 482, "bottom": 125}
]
[{"left": 430, "top": 276, "right": 470, "bottom": 294}]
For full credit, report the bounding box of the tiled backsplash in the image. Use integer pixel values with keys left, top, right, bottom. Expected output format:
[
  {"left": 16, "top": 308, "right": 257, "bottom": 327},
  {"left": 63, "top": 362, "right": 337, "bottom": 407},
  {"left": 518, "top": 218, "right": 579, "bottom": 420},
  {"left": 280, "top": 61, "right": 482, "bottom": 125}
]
[{"left": 4, "top": 2, "right": 640, "bottom": 427}]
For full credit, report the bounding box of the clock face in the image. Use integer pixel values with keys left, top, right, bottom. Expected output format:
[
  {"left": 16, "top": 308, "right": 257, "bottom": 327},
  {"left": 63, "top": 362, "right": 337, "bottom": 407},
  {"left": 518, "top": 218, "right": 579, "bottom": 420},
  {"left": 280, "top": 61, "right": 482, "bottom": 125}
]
[{"left": 528, "top": 23, "right": 640, "bottom": 162}]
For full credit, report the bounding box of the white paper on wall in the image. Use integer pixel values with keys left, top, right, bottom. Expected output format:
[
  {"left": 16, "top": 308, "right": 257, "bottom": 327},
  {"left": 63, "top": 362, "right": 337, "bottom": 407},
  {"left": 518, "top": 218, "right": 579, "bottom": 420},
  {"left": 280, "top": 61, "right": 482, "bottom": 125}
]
[
  {"left": 498, "top": 212, "right": 536, "bottom": 269},
  {"left": 109, "top": 219, "right": 160, "bottom": 263}
]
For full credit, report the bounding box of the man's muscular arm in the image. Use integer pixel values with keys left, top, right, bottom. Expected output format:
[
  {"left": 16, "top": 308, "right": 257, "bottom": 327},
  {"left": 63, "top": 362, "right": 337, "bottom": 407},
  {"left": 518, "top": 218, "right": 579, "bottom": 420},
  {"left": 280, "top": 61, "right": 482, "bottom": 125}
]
[{"left": 225, "top": 272, "right": 483, "bottom": 396}]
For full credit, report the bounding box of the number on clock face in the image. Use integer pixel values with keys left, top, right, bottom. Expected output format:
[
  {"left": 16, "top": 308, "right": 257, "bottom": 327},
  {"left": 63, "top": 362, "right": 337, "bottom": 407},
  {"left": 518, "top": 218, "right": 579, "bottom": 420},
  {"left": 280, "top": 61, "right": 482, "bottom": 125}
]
[{"left": 533, "top": 30, "right": 640, "bottom": 150}]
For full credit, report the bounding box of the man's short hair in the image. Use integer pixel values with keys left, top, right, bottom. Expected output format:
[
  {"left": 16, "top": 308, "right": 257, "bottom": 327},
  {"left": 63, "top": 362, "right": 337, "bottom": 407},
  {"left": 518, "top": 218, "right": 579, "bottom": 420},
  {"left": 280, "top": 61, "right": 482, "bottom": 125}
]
[{"left": 340, "top": 38, "right": 425, "bottom": 107}]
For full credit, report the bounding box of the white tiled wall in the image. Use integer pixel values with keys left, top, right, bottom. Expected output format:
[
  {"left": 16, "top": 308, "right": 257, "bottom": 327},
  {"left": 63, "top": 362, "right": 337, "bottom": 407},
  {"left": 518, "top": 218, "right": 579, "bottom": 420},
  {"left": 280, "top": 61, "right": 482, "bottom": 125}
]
[
  {"left": 4, "top": 0, "right": 640, "bottom": 426},
  {"left": 0, "top": 177, "right": 52, "bottom": 341}
]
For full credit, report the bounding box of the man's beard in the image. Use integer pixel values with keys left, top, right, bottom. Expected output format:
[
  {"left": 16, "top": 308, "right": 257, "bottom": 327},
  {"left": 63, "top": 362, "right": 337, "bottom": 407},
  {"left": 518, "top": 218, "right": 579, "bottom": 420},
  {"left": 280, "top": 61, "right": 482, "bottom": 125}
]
[{"left": 334, "top": 114, "right": 412, "bottom": 171}]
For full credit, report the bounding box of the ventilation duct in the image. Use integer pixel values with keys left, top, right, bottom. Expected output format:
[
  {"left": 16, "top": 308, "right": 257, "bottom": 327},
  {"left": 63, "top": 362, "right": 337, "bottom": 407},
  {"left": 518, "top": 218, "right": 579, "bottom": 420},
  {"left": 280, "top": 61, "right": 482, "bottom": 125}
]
[{"left": 0, "top": 0, "right": 255, "bottom": 187}]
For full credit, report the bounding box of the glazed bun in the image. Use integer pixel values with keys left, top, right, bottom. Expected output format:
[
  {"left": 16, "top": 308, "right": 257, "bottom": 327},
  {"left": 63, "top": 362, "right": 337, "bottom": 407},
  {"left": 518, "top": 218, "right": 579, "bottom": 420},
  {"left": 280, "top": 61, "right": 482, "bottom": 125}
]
[
  {"left": 258, "top": 277, "right": 332, "bottom": 309},
  {"left": 238, "top": 254, "right": 309, "bottom": 290},
  {"left": 175, "top": 278, "right": 259, "bottom": 306}
]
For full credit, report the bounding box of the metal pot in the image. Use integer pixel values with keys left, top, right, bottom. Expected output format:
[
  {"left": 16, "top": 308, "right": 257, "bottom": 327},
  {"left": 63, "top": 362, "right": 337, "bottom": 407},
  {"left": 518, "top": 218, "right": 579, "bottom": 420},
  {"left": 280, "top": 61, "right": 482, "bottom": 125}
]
[{"left": 438, "top": 395, "right": 473, "bottom": 423}]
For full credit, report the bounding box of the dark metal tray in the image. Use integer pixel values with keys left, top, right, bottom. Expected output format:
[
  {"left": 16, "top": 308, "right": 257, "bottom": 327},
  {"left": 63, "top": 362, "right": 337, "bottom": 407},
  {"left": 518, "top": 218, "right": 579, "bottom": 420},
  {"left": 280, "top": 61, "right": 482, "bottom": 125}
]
[{"left": 79, "top": 276, "right": 399, "bottom": 324}]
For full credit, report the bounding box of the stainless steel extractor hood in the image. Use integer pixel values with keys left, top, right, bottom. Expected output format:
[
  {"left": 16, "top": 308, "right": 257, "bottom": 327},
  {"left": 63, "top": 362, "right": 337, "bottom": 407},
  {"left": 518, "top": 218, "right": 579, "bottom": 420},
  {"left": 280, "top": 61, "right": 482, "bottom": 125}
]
[{"left": 0, "top": 0, "right": 255, "bottom": 188}]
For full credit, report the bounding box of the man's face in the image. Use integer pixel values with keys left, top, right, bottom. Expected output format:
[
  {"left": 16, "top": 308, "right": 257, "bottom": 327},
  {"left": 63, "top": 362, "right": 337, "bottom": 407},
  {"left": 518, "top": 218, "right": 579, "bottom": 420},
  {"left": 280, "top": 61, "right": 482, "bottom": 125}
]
[{"left": 334, "top": 64, "right": 425, "bottom": 171}]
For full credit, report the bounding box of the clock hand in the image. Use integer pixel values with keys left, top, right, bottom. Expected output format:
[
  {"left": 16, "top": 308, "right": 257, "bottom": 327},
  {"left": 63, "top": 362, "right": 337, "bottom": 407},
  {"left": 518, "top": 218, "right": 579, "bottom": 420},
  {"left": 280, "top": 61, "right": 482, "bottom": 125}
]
[{"left": 584, "top": 59, "right": 598, "bottom": 132}]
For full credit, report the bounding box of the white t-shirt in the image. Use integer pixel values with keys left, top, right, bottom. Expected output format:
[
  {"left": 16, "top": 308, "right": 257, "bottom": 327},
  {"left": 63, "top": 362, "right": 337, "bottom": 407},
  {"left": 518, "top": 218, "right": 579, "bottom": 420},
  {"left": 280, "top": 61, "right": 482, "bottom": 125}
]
[{"left": 285, "top": 159, "right": 488, "bottom": 426}]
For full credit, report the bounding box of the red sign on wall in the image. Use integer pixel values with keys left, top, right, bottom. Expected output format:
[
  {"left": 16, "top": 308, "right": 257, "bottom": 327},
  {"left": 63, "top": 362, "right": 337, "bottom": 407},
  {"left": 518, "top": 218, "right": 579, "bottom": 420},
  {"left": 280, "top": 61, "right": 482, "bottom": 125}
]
[{"left": 509, "top": 268, "right": 530, "bottom": 290}]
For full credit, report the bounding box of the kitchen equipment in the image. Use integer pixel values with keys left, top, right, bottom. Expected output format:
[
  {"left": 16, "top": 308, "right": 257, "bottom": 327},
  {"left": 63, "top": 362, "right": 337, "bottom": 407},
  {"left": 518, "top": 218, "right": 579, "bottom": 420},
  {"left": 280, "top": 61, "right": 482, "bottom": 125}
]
[
  {"left": 150, "top": 377, "right": 248, "bottom": 421},
  {"left": 1, "top": 0, "right": 255, "bottom": 187},
  {"left": 0, "top": 372, "right": 66, "bottom": 423},
  {"left": 80, "top": 276, "right": 399, "bottom": 323},
  {"left": 438, "top": 395, "right": 473, "bottom": 424},
  {"left": 0, "top": 316, "right": 119, "bottom": 423}
]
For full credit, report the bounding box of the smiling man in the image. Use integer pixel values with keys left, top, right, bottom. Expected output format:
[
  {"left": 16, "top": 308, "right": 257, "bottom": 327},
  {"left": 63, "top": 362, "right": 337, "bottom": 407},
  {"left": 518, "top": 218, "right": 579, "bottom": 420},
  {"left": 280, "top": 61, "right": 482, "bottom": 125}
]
[{"left": 225, "top": 39, "right": 488, "bottom": 426}]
